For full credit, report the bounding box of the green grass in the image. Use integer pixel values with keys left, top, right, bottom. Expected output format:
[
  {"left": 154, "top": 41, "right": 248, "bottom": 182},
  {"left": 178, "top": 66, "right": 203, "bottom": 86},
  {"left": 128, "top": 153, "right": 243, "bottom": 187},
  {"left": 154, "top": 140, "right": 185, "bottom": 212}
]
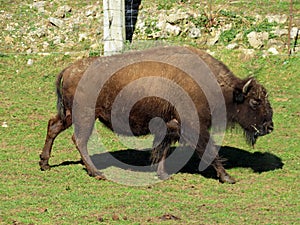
[{"left": 1, "top": 0, "right": 300, "bottom": 224}]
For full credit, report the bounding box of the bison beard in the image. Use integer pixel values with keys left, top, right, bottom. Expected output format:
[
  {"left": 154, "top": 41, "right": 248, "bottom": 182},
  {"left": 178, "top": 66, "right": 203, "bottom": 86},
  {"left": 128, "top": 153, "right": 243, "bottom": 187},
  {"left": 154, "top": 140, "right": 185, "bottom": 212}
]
[{"left": 39, "top": 46, "right": 274, "bottom": 184}]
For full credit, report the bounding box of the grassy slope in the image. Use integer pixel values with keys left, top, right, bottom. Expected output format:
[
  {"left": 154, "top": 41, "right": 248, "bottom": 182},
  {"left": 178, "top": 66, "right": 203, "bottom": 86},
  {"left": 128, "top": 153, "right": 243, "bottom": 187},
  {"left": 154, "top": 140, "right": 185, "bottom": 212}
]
[{"left": 1, "top": 1, "right": 299, "bottom": 224}]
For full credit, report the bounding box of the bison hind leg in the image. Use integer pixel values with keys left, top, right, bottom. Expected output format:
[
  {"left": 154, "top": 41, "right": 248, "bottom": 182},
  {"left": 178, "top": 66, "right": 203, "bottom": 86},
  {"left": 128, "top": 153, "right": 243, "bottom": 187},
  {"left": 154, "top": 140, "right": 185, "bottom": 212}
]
[
  {"left": 151, "top": 119, "right": 180, "bottom": 180},
  {"left": 152, "top": 141, "right": 171, "bottom": 180},
  {"left": 40, "top": 112, "right": 72, "bottom": 170},
  {"left": 71, "top": 134, "right": 106, "bottom": 180},
  {"left": 72, "top": 115, "right": 107, "bottom": 180}
]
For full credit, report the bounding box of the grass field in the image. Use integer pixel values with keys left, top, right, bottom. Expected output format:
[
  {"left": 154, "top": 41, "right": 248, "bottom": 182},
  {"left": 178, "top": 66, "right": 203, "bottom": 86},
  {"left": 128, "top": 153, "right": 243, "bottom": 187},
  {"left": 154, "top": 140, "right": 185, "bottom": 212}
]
[{"left": 1, "top": 1, "right": 300, "bottom": 224}]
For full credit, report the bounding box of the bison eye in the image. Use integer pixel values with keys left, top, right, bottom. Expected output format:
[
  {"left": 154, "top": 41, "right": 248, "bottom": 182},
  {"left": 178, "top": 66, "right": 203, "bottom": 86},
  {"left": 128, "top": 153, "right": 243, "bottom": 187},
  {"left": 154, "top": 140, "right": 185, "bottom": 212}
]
[{"left": 249, "top": 99, "right": 260, "bottom": 109}]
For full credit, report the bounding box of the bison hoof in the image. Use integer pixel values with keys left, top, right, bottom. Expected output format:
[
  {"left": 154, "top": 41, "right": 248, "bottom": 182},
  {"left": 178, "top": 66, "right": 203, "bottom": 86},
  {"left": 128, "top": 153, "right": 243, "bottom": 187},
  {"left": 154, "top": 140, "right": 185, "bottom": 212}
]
[
  {"left": 158, "top": 172, "right": 171, "bottom": 180},
  {"left": 220, "top": 174, "right": 236, "bottom": 184},
  {"left": 39, "top": 161, "right": 51, "bottom": 171},
  {"left": 95, "top": 175, "right": 107, "bottom": 180},
  {"left": 88, "top": 170, "right": 106, "bottom": 180}
]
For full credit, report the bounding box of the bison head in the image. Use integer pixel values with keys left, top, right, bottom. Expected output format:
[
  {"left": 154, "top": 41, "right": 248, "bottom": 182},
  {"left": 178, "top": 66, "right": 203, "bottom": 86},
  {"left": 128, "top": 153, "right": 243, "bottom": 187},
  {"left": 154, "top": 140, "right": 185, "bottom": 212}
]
[{"left": 233, "top": 78, "right": 274, "bottom": 145}]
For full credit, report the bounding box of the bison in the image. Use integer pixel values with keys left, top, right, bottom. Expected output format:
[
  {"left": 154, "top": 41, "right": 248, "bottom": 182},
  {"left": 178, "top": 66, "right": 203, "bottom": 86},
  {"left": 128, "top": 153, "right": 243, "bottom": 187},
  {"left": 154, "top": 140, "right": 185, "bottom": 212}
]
[{"left": 40, "top": 46, "right": 273, "bottom": 184}]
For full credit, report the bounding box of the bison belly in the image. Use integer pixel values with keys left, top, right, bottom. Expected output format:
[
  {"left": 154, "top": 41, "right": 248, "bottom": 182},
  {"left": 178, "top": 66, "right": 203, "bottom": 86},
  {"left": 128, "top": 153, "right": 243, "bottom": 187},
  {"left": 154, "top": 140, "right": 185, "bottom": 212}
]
[{"left": 98, "top": 96, "right": 178, "bottom": 136}]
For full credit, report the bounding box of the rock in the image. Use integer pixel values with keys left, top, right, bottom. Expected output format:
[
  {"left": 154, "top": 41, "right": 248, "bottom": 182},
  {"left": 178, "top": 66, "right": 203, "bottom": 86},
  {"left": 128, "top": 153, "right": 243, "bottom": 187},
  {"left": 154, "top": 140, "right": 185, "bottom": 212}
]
[
  {"left": 166, "top": 12, "right": 189, "bottom": 24},
  {"left": 290, "top": 27, "right": 299, "bottom": 39},
  {"left": 42, "top": 41, "right": 50, "bottom": 49},
  {"left": 155, "top": 13, "right": 167, "bottom": 31},
  {"left": 2, "top": 122, "right": 8, "bottom": 128},
  {"left": 221, "top": 23, "right": 232, "bottom": 32},
  {"left": 27, "top": 59, "right": 34, "bottom": 66},
  {"left": 5, "top": 36, "right": 14, "bottom": 44},
  {"left": 267, "top": 39, "right": 284, "bottom": 49},
  {"left": 54, "top": 5, "right": 72, "bottom": 18},
  {"left": 255, "top": 14, "right": 263, "bottom": 22},
  {"left": 136, "top": 20, "right": 146, "bottom": 31},
  {"left": 188, "top": 27, "right": 201, "bottom": 38},
  {"left": 85, "top": 9, "right": 96, "bottom": 17},
  {"left": 247, "top": 31, "right": 269, "bottom": 49},
  {"left": 259, "top": 32, "right": 269, "bottom": 40},
  {"left": 206, "top": 49, "right": 215, "bottom": 56},
  {"left": 165, "top": 23, "right": 181, "bottom": 36},
  {"left": 207, "top": 29, "right": 221, "bottom": 46},
  {"left": 53, "top": 36, "right": 62, "bottom": 45},
  {"left": 226, "top": 43, "right": 238, "bottom": 50},
  {"left": 32, "top": 1, "right": 46, "bottom": 13},
  {"left": 271, "top": 28, "right": 288, "bottom": 37},
  {"left": 266, "top": 14, "right": 288, "bottom": 24},
  {"left": 234, "top": 32, "right": 244, "bottom": 41},
  {"left": 78, "top": 33, "right": 88, "bottom": 42},
  {"left": 156, "top": 20, "right": 166, "bottom": 30},
  {"left": 268, "top": 47, "right": 279, "bottom": 55},
  {"left": 5, "top": 24, "right": 15, "bottom": 32},
  {"left": 35, "top": 27, "right": 47, "bottom": 38},
  {"left": 49, "top": 17, "right": 64, "bottom": 28},
  {"left": 240, "top": 49, "right": 256, "bottom": 60}
]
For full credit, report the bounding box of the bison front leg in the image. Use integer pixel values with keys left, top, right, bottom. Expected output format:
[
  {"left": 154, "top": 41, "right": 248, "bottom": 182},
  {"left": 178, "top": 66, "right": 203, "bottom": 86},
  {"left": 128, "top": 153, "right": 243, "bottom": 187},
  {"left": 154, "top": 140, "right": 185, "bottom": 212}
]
[
  {"left": 40, "top": 114, "right": 71, "bottom": 171},
  {"left": 212, "top": 157, "right": 236, "bottom": 184},
  {"left": 196, "top": 133, "right": 236, "bottom": 184}
]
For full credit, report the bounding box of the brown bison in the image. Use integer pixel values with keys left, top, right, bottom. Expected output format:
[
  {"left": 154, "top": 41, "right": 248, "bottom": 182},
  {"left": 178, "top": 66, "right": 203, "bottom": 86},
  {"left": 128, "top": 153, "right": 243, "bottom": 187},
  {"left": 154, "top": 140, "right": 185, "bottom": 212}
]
[{"left": 40, "top": 46, "right": 273, "bottom": 184}]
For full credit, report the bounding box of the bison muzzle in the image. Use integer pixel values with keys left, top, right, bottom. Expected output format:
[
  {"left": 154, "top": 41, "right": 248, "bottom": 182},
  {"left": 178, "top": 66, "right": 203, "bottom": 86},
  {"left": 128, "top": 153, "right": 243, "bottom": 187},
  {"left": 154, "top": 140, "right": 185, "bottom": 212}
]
[{"left": 40, "top": 46, "right": 274, "bottom": 184}]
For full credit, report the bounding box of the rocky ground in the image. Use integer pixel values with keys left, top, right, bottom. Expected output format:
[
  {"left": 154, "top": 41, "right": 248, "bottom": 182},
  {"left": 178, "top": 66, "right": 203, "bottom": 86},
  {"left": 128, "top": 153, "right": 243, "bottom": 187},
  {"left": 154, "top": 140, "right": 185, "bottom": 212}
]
[{"left": 1, "top": 1, "right": 299, "bottom": 57}]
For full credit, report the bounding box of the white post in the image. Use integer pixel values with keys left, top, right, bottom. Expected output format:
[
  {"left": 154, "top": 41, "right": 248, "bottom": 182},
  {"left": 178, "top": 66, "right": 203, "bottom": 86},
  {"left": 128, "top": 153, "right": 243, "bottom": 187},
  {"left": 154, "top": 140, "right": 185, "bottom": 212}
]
[{"left": 103, "top": 0, "right": 125, "bottom": 56}]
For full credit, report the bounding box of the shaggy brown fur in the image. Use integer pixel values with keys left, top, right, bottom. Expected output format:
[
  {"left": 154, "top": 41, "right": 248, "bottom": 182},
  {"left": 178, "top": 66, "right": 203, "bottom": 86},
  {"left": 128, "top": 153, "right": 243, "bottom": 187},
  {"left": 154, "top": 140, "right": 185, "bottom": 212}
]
[{"left": 40, "top": 46, "right": 273, "bottom": 183}]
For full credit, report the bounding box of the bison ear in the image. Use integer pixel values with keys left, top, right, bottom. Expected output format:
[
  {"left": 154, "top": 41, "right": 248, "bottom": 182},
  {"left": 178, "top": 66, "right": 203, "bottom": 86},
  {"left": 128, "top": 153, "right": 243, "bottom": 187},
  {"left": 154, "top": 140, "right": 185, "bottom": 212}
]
[{"left": 233, "top": 89, "right": 244, "bottom": 103}]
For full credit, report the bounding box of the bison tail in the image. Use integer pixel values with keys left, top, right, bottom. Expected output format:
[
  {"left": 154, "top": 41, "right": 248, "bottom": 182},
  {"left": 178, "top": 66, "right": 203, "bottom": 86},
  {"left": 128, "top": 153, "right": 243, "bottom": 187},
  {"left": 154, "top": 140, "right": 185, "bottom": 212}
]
[{"left": 55, "top": 69, "right": 66, "bottom": 120}]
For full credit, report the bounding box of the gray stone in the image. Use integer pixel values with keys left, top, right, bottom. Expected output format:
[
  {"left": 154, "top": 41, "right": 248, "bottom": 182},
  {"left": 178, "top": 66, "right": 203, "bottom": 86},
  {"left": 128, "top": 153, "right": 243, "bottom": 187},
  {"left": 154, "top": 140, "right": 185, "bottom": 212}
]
[
  {"left": 221, "top": 23, "right": 232, "bottom": 32},
  {"left": 32, "top": 1, "right": 46, "bottom": 13},
  {"left": 27, "top": 59, "right": 34, "bottom": 66},
  {"left": 267, "top": 39, "right": 284, "bottom": 49},
  {"left": 78, "top": 33, "right": 88, "bottom": 42},
  {"left": 42, "top": 41, "right": 50, "bottom": 49},
  {"left": 188, "top": 27, "right": 201, "bottom": 38},
  {"left": 266, "top": 14, "right": 288, "bottom": 24},
  {"left": 247, "top": 31, "right": 269, "bottom": 49},
  {"left": 165, "top": 23, "right": 181, "bottom": 36},
  {"left": 166, "top": 12, "right": 189, "bottom": 24},
  {"left": 226, "top": 43, "right": 238, "bottom": 50},
  {"left": 49, "top": 17, "right": 64, "bottom": 28},
  {"left": 268, "top": 47, "right": 279, "bottom": 55},
  {"left": 207, "top": 29, "right": 221, "bottom": 46},
  {"left": 54, "top": 5, "right": 72, "bottom": 18},
  {"left": 290, "top": 27, "right": 299, "bottom": 39},
  {"left": 156, "top": 20, "right": 166, "bottom": 30},
  {"left": 35, "top": 27, "right": 47, "bottom": 38},
  {"left": 53, "top": 36, "right": 62, "bottom": 45},
  {"left": 271, "top": 28, "right": 288, "bottom": 37},
  {"left": 85, "top": 9, "right": 96, "bottom": 17},
  {"left": 240, "top": 49, "right": 256, "bottom": 60}
]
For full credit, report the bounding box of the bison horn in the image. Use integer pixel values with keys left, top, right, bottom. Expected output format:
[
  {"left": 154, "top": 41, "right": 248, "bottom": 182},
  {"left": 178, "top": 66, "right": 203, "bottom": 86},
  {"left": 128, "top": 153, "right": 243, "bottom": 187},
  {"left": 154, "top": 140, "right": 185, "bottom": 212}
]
[{"left": 242, "top": 79, "right": 252, "bottom": 94}]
